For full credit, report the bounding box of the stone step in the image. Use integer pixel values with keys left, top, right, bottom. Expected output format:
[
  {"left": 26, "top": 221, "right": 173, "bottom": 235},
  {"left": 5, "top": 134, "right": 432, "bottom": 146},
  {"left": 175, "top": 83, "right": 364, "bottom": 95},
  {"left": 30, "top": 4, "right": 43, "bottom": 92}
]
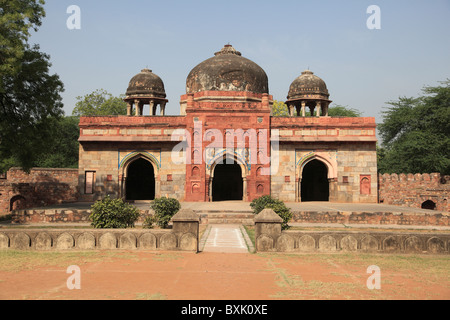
[{"left": 195, "top": 211, "right": 255, "bottom": 225}]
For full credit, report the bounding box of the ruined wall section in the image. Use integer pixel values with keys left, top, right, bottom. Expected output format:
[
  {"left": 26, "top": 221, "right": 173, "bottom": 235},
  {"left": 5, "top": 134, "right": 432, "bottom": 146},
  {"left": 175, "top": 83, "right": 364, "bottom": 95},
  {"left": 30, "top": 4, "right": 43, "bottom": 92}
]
[
  {"left": 378, "top": 173, "right": 449, "bottom": 212},
  {"left": 0, "top": 168, "right": 79, "bottom": 215}
]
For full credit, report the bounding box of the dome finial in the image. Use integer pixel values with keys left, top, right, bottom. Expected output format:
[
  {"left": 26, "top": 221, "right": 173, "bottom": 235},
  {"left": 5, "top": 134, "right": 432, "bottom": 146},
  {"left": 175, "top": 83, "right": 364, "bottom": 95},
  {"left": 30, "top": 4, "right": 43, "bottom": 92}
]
[{"left": 215, "top": 44, "right": 242, "bottom": 56}]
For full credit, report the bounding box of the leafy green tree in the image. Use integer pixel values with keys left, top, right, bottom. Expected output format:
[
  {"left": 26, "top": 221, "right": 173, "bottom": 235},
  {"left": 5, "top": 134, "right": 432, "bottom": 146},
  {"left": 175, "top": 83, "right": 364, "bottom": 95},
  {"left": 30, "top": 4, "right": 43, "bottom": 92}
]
[
  {"left": 378, "top": 80, "right": 450, "bottom": 175},
  {"left": 271, "top": 100, "right": 289, "bottom": 116},
  {"left": 72, "top": 89, "right": 127, "bottom": 116},
  {"left": 0, "top": 0, "right": 46, "bottom": 82},
  {"left": 33, "top": 116, "right": 80, "bottom": 168},
  {"left": 271, "top": 100, "right": 361, "bottom": 117},
  {"left": 1, "top": 0, "right": 65, "bottom": 172},
  {"left": 328, "top": 104, "right": 362, "bottom": 117}
]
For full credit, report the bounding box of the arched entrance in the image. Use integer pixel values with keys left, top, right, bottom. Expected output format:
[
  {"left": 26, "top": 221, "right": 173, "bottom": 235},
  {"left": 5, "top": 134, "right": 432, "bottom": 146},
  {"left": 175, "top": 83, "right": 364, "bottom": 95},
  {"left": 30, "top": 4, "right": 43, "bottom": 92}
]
[
  {"left": 421, "top": 200, "right": 436, "bottom": 210},
  {"left": 126, "top": 158, "right": 155, "bottom": 201},
  {"left": 212, "top": 158, "right": 244, "bottom": 202},
  {"left": 301, "top": 159, "right": 329, "bottom": 201},
  {"left": 10, "top": 195, "right": 26, "bottom": 211}
]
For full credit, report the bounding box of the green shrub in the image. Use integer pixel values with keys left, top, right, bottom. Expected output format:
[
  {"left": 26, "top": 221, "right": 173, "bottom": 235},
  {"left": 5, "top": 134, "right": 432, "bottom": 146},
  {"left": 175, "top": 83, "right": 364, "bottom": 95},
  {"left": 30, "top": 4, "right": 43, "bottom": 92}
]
[
  {"left": 150, "top": 197, "right": 181, "bottom": 229},
  {"left": 264, "top": 201, "right": 292, "bottom": 230},
  {"left": 90, "top": 196, "right": 140, "bottom": 229},
  {"left": 250, "top": 195, "right": 292, "bottom": 230},
  {"left": 142, "top": 215, "right": 157, "bottom": 229},
  {"left": 249, "top": 195, "right": 275, "bottom": 215}
]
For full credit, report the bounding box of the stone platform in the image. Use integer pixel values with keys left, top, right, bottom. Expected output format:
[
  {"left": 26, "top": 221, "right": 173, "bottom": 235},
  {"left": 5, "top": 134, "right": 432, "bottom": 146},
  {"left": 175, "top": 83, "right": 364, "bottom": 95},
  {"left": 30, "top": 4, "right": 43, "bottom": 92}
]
[{"left": 8, "top": 201, "right": 450, "bottom": 228}]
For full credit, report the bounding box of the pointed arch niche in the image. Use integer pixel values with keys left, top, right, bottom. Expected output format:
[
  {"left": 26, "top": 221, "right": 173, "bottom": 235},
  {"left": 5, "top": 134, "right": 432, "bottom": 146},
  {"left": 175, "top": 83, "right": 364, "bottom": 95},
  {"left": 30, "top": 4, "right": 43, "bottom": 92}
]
[
  {"left": 295, "top": 151, "right": 338, "bottom": 202},
  {"left": 208, "top": 153, "right": 249, "bottom": 202},
  {"left": 119, "top": 152, "right": 161, "bottom": 201}
]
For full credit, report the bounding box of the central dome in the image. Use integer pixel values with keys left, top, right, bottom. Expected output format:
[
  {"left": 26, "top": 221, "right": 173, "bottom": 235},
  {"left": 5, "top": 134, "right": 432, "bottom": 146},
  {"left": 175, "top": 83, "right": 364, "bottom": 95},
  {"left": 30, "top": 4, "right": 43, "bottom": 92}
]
[{"left": 186, "top": 45, "right": 269, "bottom": 95}]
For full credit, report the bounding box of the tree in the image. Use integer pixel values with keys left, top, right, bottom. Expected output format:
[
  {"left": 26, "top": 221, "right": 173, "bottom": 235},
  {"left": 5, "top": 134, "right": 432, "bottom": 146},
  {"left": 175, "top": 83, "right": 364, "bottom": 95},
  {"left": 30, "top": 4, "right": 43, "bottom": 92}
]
[
  {"left": 33, "top": 116, "right": 80, "bottom": 168},
  {"left": 72, "top": 89, "right": 127, "bottom": 116},
  {"left": 271, "top": 100, "right": 361, "bottom": 117},
  {"left": 0, "top": 0, "right": 46, "bottom": 83},
  {"left": 327, "top": 104, "right": 362, "bottom": 117},
  {"left": 0, "top": 0, "right": 65, "bottom": 172},
  {"left": 271, "top": 100, "right": 289, "bottom": 116},
  {"left": 377, "top": 80, "right": 450, "bottom": 175}
]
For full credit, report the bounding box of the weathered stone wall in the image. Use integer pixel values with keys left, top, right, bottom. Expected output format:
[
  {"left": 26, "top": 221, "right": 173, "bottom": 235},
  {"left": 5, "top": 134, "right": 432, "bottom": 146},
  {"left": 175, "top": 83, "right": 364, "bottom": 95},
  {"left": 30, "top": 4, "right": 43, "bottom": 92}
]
[
  {"left": 291, "top": 211, "right": 450, "bottom": 226},
  {"left": 2, "top": 209, "right": 199, "bottom": 252},
  {"left": 78, "top": 142, "right": 186, "bottom": 202},
  {"left": 12, "top": 208, "right": 153, "bottom": 224},
  {"left": 0, "top": 168, "right": 79, "bottom": 215},
  {"left": 254, "top": 209, "right": 450, "bottom": 254},
  {"left": 272, "top": 143, "right": 377, "bottom": 203},
  {"left": 0, "top": 229, "right": 197, "bottom": 251},
  {"left": 258, "top": 230, "right": 450, "bottom": 254},
  {"left": 378, "top": 173, "right": 450, "bottom": 212}
]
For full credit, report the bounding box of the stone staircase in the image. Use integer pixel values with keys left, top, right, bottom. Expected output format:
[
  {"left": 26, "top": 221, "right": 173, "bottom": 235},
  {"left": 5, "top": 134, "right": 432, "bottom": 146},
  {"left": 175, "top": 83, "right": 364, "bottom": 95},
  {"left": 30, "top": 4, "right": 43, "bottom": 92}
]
[{"left": 194, "top": 210, "right": 255, "bottom": 225}]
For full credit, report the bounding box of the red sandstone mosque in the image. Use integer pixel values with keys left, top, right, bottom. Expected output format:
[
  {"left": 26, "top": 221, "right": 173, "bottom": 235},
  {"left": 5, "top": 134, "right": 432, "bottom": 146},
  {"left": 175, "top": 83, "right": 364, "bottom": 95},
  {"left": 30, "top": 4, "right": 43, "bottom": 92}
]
[{"left": 77, "top": 44, "right": 378, "bottom": 203}]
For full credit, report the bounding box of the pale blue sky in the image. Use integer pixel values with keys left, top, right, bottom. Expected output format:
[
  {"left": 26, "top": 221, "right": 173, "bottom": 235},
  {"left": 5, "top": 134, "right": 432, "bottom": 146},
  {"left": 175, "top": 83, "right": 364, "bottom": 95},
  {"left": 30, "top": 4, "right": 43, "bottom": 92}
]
[{"left": 30, "top": 0, "right": 450, "bottom": 123}]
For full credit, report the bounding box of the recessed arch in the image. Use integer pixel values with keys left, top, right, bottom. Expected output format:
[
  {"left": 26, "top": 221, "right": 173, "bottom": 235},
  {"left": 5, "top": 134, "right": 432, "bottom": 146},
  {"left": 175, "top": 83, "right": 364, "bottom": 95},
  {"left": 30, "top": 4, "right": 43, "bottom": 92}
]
[
  {"left": 298, "top": 153, "right": 337, "bottom": 180},
  {"left": 296, "top": 152, "right": 337, "bottom": 202},
  {"left": 421, "top": 200, "right": 436, "bottom": 210},
  {"left": 121, "top": 153, "right": 159, "bottom": 201},
  {"left": 10, "top": 195, "right": 26, "bottom": 211},
  {"left": 210, "top": 154, "right": 246, "bottom": 202},
  {"left": 301, "top": 159, "right": 329, "bottom": 202}
]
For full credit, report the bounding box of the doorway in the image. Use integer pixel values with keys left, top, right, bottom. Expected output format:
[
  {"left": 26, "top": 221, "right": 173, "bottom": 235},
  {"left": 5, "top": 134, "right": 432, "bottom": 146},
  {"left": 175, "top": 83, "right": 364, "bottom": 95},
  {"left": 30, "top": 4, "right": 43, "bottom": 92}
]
[
  {"left": 126, "top": 158, "right": 155, "bottom": 200},
  {"left": 212, "top": 159, "right": 243, "bottom": 201},
  {"left": 301, "top": 159, "right": 329, "bottom": 201}
]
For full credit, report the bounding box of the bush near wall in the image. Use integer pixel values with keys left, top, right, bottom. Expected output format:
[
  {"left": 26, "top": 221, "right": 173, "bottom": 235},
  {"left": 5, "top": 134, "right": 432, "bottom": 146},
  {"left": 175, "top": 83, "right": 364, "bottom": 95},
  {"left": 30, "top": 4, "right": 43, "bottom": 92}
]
[
  {"left": 90, "top": 196, "right": 140, "bottom": 228},
  {"left": 250, "top": 195, "right": 292, "bottom": 230}
]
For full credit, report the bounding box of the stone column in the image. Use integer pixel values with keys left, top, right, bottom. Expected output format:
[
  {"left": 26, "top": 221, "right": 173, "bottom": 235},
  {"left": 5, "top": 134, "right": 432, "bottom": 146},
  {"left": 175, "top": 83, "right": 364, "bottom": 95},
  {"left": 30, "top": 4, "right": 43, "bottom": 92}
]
[
  {"left": 134, "top": 100, "right": 139, "bottom": 117},
  {"left": 171, "top": 209, "right": 200, "bottom": 252},
  {"left": 316, "top": 101, "right": 322, "bottom": 117},
  {"left": 289, "top": 104, "right": 295, "bottom": 117},
  {"left": 301, "top": 101, "right": 306, "bottom": 117},
  {"left": 135, "top": 100, "right": 141, "bottom": 116},
  {"left": 254, "top": 209, "right": 282, "bottom": 252},
  {"left": 160, "top": 102, "right": 166, "bottom": 116},
  {"left": 324, "top": 102, "right": 329, "bottom": 117},
  {"left": 126, "top": 102, "right": 132, "bottom": 116},
  {"left": 149, "top": 100, "right": 155, "bottom": 116}
]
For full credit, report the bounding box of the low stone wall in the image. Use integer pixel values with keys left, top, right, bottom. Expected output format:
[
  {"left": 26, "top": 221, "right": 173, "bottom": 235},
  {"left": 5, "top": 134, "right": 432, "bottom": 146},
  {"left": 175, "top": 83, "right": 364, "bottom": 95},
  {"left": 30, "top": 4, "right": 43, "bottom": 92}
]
[
  {"left": 291, "top": 211, "right": 450, "bottom": 226},
  {"left": 255, "top": 209, "right": 450, "bottom": 254},
  {"left": 11, "top": 208, "right": 155, "bottom": 224},
  {"left": 1, "top": 209, "right": 199, "bottom": 252}
]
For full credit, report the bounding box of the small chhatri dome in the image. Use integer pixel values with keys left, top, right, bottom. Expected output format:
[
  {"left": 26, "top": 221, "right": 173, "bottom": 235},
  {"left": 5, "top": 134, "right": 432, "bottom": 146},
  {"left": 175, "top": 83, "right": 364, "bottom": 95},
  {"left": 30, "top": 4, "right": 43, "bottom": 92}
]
[
  {"left": 287, "top": 69, "right": 329, "bottom": 101},
  {"left": 126, "top": 68, "right": 166, "bottom": 99},
  {"left": 124, "top": 68, "right": 168, "bottom": 117},
  {"left": 186, "top": 44, "right": 269, "bottom": 95}
]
